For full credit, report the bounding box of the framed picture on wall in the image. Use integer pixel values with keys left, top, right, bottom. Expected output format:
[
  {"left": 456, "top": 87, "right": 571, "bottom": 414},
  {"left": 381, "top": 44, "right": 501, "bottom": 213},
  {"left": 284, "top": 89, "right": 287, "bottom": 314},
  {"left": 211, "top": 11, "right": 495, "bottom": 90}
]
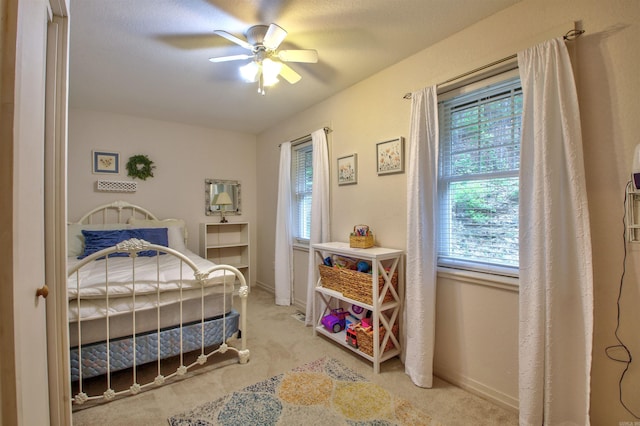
[
  {"left": 337, "top": 153, "right": 358, "bottom": 185},
  {"left": 376, "top": 137, "right": 404, "bottom": 175},
  {"left": 92, "top": 150, "right": 120, "bottom": 174}
]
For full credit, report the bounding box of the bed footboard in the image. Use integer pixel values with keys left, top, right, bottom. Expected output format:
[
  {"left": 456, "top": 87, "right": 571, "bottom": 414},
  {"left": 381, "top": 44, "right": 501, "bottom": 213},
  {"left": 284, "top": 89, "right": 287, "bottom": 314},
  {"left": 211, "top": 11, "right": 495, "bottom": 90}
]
[{"left": 68, "top": 238, "right": 250, "bottom": 405}]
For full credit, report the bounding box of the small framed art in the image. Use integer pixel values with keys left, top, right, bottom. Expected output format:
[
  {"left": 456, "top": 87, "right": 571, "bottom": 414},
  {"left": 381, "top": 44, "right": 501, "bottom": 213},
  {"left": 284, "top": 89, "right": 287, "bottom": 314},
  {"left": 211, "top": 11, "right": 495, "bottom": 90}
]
[
  {"left": 376, "top": 137, "right": 404, "bottom": 175},
  {"left": 92, "top": 151, "right": 120, "bottom": 174},
  {"left": 337, "top": 153, "right": 358, "bottom": 185}
]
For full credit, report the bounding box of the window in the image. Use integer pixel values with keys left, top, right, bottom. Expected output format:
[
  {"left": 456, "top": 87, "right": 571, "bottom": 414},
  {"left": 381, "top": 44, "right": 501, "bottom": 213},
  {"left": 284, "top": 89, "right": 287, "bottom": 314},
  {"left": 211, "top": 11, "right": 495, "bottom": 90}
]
[
  {"left": 292, "top": 140, "right": 313, "bottom": 244},
  {"left": 438, "top": 75, "right": 522, "bottom": 276}
]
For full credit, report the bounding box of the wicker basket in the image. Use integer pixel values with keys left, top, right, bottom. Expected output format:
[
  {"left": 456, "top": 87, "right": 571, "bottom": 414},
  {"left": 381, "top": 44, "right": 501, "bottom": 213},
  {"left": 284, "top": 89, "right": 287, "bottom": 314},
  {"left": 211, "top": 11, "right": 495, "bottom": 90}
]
[
  {"left": 318, "top": 264, "right": 343, "bottom": 292},
  {"left": 341, "top": 268, "right": 398, "bottom": 305},
  {"left": 349, "top": 234, "right": 374, "bottom": 248},
  {"left": 356, "top": 324, "right": 399, "bottom": 357}
]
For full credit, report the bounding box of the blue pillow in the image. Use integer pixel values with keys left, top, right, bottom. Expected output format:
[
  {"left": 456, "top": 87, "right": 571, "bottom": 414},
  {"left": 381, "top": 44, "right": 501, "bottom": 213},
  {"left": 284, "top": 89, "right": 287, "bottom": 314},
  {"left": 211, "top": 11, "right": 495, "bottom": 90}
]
[
  {"left": 130, "top": 228, "right": 169, "bottom": 256},
  {"left": 78, "top": 228, "right": 169, "bottom": 259}
]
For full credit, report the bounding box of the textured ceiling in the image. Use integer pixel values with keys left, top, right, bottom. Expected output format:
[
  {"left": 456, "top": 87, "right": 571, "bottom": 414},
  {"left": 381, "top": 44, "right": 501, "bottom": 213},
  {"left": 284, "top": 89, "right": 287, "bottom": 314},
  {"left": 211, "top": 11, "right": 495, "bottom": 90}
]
[{"left": 69, "top": 0, "right": 521, "bottom": 134}]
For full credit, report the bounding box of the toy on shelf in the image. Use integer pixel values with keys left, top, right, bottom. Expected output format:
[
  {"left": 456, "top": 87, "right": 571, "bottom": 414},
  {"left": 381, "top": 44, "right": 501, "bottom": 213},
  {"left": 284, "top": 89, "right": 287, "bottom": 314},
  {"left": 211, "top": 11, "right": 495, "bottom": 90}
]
[
  {"left": 321, "top": 308, "right": 349, "bottom": 333},
  {"left": 361, "top": 317, "right": 372, "bottom": 329},
  {"left": 346, "top": 324, "right": 358, "bottom": 348},
  {"left": 345, "top": 313, "right": 358, "bottom": 330},
  {"left": 356, "top": 261, "right": 370, "bottom": 273},
  {"left": 333, "top": 255, "right": 357, "bottom": 269},
  {"left": 349, "top": 304, "right": 367, "bottom": 319}
]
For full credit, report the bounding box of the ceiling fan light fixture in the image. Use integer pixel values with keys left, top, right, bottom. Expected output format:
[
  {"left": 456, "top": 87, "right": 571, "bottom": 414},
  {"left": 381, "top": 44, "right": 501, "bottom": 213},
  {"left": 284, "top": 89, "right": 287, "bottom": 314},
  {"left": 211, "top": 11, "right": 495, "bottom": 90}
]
[
  {"left": 211, "top": 23, "right": 315, "bottom": 94},
  {"left": 239, "top": 61, "right": 260, "bottom": 82},
  {"left": 262, "top": 58, "right": 282, "bottom": 86}
]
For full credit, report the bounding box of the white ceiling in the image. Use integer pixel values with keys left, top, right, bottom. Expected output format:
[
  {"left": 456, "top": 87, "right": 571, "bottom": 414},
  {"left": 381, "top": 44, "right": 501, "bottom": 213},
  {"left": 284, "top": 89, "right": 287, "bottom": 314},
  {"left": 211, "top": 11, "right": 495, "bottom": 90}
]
[{"left": 69, "top": 0, "right": 521, "bottom": 134}]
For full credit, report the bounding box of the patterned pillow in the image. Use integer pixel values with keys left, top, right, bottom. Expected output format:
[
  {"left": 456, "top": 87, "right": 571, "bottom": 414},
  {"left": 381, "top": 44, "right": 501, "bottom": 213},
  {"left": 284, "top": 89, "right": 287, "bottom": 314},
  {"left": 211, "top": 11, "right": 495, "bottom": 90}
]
[{"left": 78, "top": 228, "right": 168, "bottom": 259}]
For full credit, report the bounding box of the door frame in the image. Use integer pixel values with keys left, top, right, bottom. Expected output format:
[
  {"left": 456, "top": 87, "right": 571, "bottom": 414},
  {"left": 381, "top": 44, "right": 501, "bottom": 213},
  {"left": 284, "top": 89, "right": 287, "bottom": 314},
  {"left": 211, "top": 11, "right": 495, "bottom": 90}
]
[{"left": 44, "top": 3, "right": 70, "bottom": 424}]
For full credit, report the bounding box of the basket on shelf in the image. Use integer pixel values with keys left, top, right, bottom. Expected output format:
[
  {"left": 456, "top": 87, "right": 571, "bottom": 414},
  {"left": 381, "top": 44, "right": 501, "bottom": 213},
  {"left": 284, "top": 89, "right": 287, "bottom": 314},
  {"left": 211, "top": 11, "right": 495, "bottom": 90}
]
[
  {"left": 349, "top": 224, "right": 374, "bottom": 248},
  {"left": 341, "top": 268, "right": 398, "bottom": 305},
  {"left": 318, "top": 264, "right": 343, "bottom": 292},
  {"left": 349, "top": 234, "right": 374, "bottom": 248},
  {"left": 356, "top": 323, "right": 399, "bottom": 357}
]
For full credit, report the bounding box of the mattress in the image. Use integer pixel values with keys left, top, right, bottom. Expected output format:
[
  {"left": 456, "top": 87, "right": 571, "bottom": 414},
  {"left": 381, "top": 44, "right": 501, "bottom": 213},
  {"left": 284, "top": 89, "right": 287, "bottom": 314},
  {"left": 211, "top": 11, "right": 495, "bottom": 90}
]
[
  {"left": 69, "top": 292, "right": 233, "bottom": 346},
  {"left": 70, "top": 309, "right": 240, "bottom": 381},
  {"left": 67, "top": 249, "right": 232, "bottom": 304},
  {"left": 68, "top": 248, "right": 236, "bottom": 344}
]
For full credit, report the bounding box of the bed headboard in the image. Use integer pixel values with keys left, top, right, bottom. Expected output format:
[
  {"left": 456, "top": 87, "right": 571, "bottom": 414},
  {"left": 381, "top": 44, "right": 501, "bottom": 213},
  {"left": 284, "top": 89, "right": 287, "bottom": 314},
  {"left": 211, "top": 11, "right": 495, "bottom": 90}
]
[
  {"left": 72, "top": 200, "right": 159, "bottom": 225},
  {"left": 69, "top": 201, "right": 189, "bottom": 256}
]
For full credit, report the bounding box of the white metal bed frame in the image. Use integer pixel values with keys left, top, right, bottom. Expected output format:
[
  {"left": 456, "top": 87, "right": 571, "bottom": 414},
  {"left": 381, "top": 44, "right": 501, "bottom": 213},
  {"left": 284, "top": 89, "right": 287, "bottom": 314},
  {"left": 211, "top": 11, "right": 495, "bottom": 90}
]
[{"left": 68, "top": 201, "right": 250, "bottom": 405}]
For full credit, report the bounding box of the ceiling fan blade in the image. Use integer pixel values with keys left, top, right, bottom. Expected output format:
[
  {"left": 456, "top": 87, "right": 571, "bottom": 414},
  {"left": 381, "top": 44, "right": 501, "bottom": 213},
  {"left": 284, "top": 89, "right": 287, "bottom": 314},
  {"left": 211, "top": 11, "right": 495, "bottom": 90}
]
[
  {"left": 277, "top": 49, "right": 318, "bottom": 63},
  {"left": 263, "top": 23, "right": 287, "bottom": 50},
  {"left": 208, "top": 54, "right": 253, "bottom": 63},
  {"left": 278, "top": 63, "right": 302, "bottom": 84},
  {"left": 213, "top": 30, "right": 254, "bottom": 50}
]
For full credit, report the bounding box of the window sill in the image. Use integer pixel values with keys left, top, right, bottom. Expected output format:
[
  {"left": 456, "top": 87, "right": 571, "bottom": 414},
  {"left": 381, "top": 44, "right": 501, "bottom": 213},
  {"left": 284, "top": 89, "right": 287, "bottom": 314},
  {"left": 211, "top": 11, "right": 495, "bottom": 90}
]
[
  {"left": 293, "top": 242, "right": 309, "bottom": 252},
  {"left": 437, "top": 267, "right": 519, "bottom": 292}
]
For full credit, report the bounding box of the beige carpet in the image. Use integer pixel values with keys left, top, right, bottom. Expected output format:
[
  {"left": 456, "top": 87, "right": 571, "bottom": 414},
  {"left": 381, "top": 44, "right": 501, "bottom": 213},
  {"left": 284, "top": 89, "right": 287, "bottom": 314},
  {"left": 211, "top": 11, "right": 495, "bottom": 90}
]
[{"left": 72, "top": 286, "right": 518, "bottom": 425}]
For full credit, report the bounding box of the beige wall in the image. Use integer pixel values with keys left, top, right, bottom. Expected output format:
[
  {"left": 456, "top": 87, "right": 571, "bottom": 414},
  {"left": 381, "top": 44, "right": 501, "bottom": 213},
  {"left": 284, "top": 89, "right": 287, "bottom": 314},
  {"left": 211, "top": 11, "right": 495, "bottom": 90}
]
[
  {"left": 256, "top": 0, "right": 640, "bottom": 421},
  {"left": 68, "top": 108, "right": 258, "bottom": 285}
]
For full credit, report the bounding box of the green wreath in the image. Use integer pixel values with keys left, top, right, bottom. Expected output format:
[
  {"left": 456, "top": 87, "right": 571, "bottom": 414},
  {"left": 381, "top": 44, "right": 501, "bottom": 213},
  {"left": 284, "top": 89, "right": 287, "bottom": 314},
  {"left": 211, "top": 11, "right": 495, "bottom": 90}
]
[{"left": 126, "top": 154, "right": 155, "bottom": 180}]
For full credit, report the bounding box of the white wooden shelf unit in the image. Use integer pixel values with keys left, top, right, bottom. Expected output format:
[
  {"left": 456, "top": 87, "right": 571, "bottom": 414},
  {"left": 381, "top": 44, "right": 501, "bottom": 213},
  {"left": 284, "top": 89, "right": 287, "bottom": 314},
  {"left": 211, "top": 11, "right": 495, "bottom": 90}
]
[
  {"left": 199, "top": 222, "right": 250, "bottom": 292},
  {"left": 312, "top": 241, "right": 404, "bottom": 373}
]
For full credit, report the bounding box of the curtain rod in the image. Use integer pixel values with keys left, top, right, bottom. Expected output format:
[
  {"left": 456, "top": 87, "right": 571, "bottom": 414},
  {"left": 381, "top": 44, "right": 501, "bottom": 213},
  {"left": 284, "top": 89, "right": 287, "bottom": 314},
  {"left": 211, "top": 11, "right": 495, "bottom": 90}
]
[
  {"left": 402, "top": 28, "right": 585, "bottom": 100},
  {"left": 278, "top": 126, "right": 332, "bottom": 147}
]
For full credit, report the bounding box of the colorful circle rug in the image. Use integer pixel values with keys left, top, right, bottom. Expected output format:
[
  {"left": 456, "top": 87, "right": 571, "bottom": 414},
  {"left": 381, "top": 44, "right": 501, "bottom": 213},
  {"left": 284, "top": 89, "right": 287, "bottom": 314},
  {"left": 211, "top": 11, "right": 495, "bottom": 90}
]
[{"left": 168, "top": 357, "right": 437, "bottom": 425}]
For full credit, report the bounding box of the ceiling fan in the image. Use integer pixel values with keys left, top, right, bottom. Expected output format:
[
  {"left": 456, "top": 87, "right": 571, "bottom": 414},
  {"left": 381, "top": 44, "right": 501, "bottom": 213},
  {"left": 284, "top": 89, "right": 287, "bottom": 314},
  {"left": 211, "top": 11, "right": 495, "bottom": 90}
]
[{"left": 209, "top": 23, "right": 318, "bottom": 95}]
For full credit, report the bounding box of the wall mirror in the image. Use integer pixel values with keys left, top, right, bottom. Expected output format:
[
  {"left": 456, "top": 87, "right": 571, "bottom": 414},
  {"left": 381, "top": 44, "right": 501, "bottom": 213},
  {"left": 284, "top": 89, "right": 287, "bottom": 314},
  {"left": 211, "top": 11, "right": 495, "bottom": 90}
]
[{"left": 205, "top": 179, "right": 241, "bottom": 216}]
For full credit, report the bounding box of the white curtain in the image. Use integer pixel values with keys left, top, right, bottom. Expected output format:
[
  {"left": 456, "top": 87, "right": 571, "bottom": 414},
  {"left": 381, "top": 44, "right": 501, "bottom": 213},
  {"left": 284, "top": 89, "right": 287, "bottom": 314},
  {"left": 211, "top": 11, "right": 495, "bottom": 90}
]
[
  {"left": 274, "top": 142, "right": 293, "bottom": 305},
  {"left": 405, "top": 86, "right": 438, "bottom": 388},
  {"left": 305, "top": 128, "right": 330, "bottom": 325},
  {"left": 518, "top": 38, "right": 593, "bottom": 425}
]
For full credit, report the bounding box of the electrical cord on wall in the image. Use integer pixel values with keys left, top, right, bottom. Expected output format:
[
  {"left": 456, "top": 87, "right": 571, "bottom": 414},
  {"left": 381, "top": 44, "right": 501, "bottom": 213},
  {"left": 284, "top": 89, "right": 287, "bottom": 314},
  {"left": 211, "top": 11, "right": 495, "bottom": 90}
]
[{"left": 604, "top": 180, "right": 639, "bottom": 419}]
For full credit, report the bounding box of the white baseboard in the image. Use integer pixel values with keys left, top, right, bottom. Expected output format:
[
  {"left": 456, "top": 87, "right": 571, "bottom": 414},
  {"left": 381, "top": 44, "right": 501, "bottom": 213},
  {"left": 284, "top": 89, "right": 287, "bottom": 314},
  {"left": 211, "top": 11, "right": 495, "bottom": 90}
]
[
  {"left": 292, "top": 297, "right": 306, "bottom": 312},
  {"left": 254, "top": 280, "right": 273, "bottom": 293},
  {"left": 434, "top": 364, "right": 519, "bottom": 413},
  {"left": 254, "top": 281, "right": 307, "bottom": 312}
]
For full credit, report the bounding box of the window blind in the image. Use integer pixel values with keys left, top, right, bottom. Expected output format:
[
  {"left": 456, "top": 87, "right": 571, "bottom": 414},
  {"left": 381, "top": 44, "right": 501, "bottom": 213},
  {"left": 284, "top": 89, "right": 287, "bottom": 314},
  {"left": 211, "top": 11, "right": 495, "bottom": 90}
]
[
  {"left": 292, "top": 141, "right": 313, "bottom": 242},
  {"left": 438, "top": 77, "right": 522, "bottom": 275}
]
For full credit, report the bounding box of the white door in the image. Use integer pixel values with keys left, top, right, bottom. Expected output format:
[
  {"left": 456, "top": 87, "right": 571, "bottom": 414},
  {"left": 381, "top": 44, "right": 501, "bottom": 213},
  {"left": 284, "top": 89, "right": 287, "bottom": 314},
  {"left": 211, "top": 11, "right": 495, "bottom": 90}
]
[
  {"left": 11, "top": 1, "right": 51, "bottom": 424},
  {"left": 0, "top": 1, "right": 68, "bottom": 424}
]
